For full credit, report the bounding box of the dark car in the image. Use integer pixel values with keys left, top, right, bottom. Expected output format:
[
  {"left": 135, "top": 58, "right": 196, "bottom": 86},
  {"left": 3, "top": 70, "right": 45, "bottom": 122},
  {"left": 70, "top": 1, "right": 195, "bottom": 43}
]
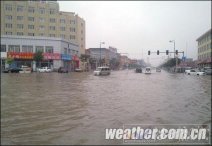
[
  {"left": 58, "top": 67, "right": 68, "bottom": 73},
  {"left": 205, "top": 69, "right": 212, "bottom": 75},
  {"left": 10, "top": 67, "right": 23, "bottom": 73},
  {"left": 135, "top": 68, "right": 142, "bottom": 73}
]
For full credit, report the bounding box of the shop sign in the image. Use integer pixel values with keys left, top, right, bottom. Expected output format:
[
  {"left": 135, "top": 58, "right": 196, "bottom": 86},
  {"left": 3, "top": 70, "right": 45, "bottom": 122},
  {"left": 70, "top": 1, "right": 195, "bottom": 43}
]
[
  {"left": 7, "top": 52, "right": 34, "bottom": 59},
  {"left": 61, "top": 54, "right": 71, "bottom": 61},
  {"left": 43, "top": 53, "right": 61, "bottom": 60}
]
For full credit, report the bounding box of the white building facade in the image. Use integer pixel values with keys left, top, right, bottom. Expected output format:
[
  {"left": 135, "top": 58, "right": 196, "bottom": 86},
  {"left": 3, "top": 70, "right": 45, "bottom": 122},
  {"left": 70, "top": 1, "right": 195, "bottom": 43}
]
[{"left": 1, "top": 35, "right": 80, "bottom": 71}]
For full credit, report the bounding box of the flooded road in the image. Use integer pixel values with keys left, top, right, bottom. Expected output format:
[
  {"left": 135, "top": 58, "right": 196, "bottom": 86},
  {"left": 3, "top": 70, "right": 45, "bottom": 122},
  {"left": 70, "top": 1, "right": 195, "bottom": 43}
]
[{"left": 1, "top": 70, "right": 211, "bottom": 145}]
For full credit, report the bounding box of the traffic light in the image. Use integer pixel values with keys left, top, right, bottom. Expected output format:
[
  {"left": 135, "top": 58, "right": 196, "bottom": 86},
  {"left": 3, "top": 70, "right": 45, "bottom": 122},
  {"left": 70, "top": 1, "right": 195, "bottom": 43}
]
[
  {"left": 176, "top": 50, "right": 178, "bottom": 55},
  {"left": 157, "top": 50, "right": 159, "bottom": 55},
  {"left": 148, "top": 51, "right": 150, "bottom": 55},
  {"left": 166, "top": 50, "right": 169, "bottom": 55}
]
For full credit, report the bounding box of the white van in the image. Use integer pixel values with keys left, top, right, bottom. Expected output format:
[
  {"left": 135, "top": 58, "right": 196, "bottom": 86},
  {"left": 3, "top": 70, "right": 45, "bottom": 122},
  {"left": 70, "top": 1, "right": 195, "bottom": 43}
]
[
  {"left": 94, "top": 66, "right": 111, "bottom": 76},
  {"left": 145, "top": 67, "right": 151, "bottom": 74}
]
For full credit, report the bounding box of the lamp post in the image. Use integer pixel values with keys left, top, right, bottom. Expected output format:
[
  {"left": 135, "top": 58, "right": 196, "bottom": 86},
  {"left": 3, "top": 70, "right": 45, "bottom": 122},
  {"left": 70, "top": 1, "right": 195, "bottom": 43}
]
[
  {"left": 169, "top": 40, "right": 177, "bottom": 71},
  {"left": 99, "top": 41, "right": 105, "bottom": 66}
]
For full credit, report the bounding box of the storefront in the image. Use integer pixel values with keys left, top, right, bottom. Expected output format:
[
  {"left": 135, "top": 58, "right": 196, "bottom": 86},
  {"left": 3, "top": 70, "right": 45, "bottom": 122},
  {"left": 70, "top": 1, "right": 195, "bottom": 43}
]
[
  {"left": 41, "top": 53, "right": 61, "bottom": 68},
  {"left": 72, "top": 55, "right": 80, "bottom": 69},
  {"left": 7, "top": 52, "right": 34, "bottom": 68},
  {"left": 61, "top": 54, "right": 71, "bottom": 71}
]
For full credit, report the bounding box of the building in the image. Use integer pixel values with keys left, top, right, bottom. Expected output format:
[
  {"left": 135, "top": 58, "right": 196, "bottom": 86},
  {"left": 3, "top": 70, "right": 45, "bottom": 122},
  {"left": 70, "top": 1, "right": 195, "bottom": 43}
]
[
  {"left": 0, "top": 0, "right": 85, "bottom": 70},
  {"left": 196, "top": 29, "right": 211, "bottom": 67},
  {"left": 1, "top": 35, "right": 80, "bottom": 71}
]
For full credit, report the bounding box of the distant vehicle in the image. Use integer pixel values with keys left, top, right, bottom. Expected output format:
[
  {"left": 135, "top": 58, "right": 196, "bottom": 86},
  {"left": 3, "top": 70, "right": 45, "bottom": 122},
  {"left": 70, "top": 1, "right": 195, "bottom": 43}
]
[
  {"left": 156, "top": 68, "right": 161, "bottom": 72},
  {"left": 135, "top": 68, "right": 142, "bottom": 73},
  {"left": 205, "top": 69, "right": 212, "bottom": 75},
  {"left": 19, "top": 65, "right": 32, "bottom": 73},
  {"left": 75, "top": 68, "right": 83, "bottom": 72},
  {"left": 10, "top": 67, "right": 23, "bottom": 73},
  {"left": 58, "top": 67, "right": 68, "bottom": 73},
  {"left": 94, "top": 66, "right": 110, "bottom": 76},
  {"left": 145, "top": 67, "right": 151, "bottom": 74},
  {"left": 38, "top": 67, "right": 52, "bottom": 72},
  {"left": 185, "top": 69, "right": 205, "bottom": 75},
  {"left": 3, "top": 68, "right": 10, "bottom": 73}
]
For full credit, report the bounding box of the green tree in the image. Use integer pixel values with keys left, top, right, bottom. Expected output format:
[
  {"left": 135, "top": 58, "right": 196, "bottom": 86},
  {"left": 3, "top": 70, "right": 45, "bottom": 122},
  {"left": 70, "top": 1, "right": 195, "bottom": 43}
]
[
  {"left": 80, "top": 54, "right": 90, "bottom": 71},
  {"left": 6, "top": 57, "right": 14, "bottom": 68},
  {"left": 33, "top": 51, "right": 43, "bottom": 68}
]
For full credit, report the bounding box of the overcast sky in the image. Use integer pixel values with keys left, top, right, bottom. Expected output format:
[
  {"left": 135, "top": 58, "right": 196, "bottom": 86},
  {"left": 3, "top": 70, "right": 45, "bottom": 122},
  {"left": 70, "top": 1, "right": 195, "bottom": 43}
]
[{"left": 58, "top": 1, "right": 211, "bottom": 66}]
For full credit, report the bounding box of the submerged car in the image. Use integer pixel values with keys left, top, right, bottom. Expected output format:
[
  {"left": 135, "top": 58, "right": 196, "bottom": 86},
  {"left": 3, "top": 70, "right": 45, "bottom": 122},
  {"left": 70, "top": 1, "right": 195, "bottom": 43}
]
[
  {"left": 205, "top": 69, "right": 212, "bottom": 75},
  {"left": 94, "top": 66, "right": 111, "bottom": 76},
  {"left": 144, "top": 67, "right": 151, "bottom": 74},
  {"left": 135, "top": 68, "right": 142, "bottom": 73},
  {"left": 38, "top": 67, "right": 52, "bottom": 72},
  {"left": 185, "top": 69, "right": 205, "bottom": 75},
  {"left": 58, "top": 67, "right": 68, "bottom": 73}
]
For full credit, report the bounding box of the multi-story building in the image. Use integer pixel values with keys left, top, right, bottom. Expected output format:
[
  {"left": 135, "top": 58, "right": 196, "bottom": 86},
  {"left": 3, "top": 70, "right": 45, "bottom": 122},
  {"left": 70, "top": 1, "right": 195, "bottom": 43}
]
[
  {"left": 196, "top": 29, "right": 211, "bottom": 67},
  {"left": 0, "top": 0, "right": 85, "bottom": 70}
]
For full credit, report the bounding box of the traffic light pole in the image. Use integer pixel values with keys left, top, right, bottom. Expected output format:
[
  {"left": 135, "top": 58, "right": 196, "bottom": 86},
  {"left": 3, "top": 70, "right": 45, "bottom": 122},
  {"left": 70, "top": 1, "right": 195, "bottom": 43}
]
[{"left": 148, "top": 50, "right": 185, "bottom": 72}]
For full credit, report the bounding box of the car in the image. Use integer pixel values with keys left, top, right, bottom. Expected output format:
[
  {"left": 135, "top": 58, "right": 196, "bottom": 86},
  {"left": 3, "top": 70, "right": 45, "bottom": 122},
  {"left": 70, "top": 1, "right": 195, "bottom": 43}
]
[
  {"left": 38, "top": 67, "right": 52, "bottom": 72},
  {"left": 135, "top": 68, "right": 142, "bottom": 73},
  {"left": 94, "top": 66, "right": 111, "bottom": 76},
  {"left": 205, "top": 69, "right": 212, "bottom": 75},
  {"left": 144, "top": 67, "right": 151, "bottom": 74},
  {"left": 185, "top": 69, "right": 205, "bottom": 75},
  {"left": 156, "top": 68, "right": 161, "bottom": 72},
  {"left": 58, "top": 67, "right": 68, "bottom": 73},
  {"left": 10, "top": 67, "right": 23, "bottom": 73},
  {"left": 75, "top": 68, "right": 83, "bottom": 72}
]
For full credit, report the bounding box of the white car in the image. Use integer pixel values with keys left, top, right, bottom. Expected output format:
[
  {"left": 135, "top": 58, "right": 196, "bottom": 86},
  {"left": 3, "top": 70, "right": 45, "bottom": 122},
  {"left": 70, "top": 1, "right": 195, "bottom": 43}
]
[
  {"left": 185, "top": 69, "right": 205, "bottom": 75},
  {"left": 144, "top": 67, "right": 151, "bottom": 74},
  {"left": 38, "top": 67, "right": 52, "bottom": 72},
  {"left": 94, "top": 66, "right": 110, "bottom": 76}
]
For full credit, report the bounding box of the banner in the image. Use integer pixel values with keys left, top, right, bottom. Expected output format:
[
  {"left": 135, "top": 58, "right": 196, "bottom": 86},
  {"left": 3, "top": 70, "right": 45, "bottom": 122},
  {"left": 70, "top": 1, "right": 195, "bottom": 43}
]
[
  {"left": 7, "top": 52, "right": 34, "bottom": 59},
  {"left": 43, "top": 53, "right": 61, "bottom": 60}
]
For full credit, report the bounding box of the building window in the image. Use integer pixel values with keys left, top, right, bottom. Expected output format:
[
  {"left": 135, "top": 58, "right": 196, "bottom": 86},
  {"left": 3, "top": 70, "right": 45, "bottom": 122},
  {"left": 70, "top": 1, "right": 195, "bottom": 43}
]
[
  {"left": 49, "top": 34, "right": 55, "bottom": 37},
  {"left": 28, "top": 7, "right": 35, "bottom": 13},
  {"left": 50, "top": 9, "right": 56, "bottom": 14},
  {"left": 45, "top": 46, "right": 53, "bottom": 53},
  {"left": 5, "top": 23, "right": 12, "bottom": 28},
  {"left": 17, "top": 6, "right": 24, "bottom": 12},
  {"left": 17, "top": 32, "right": 24, "bottom": 36},
  {"left": 70, "top": 20, "right": 75, "bottom": 24},
  {"left": 6, "top": 32, "right": 12, "bottom": 35},
  {"left": 5, "top": 5, "right": 12, "bottom": 11},
  {"left": 1, "top": 45, "right": 6, "bottom": 52},
  {"left": 28, "top": 25, "right": 34, "bottom": 29},
  {"left": 8, "top": 45, "right": 20, "bottom": 52},
  {"left": 28, "top": 17, "right": 34, "bottom": 21},
  {"left": 39, "top": 17, "right": 45, "bottom": 22},
  {"left": 68, "top": 49, "right": 71, "bottom": 54},
  {"left": 50, "top": 18, "right": 56, "bottom": 23},
  {"left": 81, "top": 23, "right": 83, "bottom": 26},
  {"left": 70, "top": 35, "right": 75, "bottom": 40},
  {"left": 60, "top": 27, "right": 65, "bottom": 31},
  {"left": 39, "top": 33, "right": 44, "bottom": 36},
  {"left": 60, "top": 19, "right": 65, "bottom": 23},
  {"left": 70, "top": 27, "right": 75, "bottom": 32},
  {"left": 17, "top": 16, "right": 24, "bottom": 21},
  {"left": 60, "top": 34, "right": 65, "bottom": 39},
  {"left": 22, "top": 45, "right": 33, "bottom": 52},
  {"left": 5, "top": 15, "right": 12, "bottom": 20},
  {"left": 49, "top": 26, "right": 55, "bottom": 30},
  {"left": 35, "top": 46, "right": 44, "bottom": 52},
  {"left": 81, "top": 38, "right": 83, "bottom": 41},
  {"left": 17, "top": 24, "right": 24, "bottom": 29},
  {"left": 39, "top": 8, "right": 45, "bottom": 14},
  {"left": 39, "top": 25, "right": 45, "bottom": 30},
  {"left": 28, "top": 33, "right": 34, "bottom": 36},
  {"left": 64, "top": 48, "right": 67, "bottom": 54},
  {"left": 81, "top": 30, "right": 83, "bottom": 34}
]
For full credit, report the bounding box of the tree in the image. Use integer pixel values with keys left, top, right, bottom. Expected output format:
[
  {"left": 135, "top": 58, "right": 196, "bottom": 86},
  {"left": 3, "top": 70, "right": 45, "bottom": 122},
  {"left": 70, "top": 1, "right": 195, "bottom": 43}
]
[
  {"left": 6, "top": 57, "right": 14, "bottom": 68},
  {"left": 80, "top": 54, "right": 90, "bottom": 71},
  {"left": 33, "top": 51, "right": 43, "bottom": 68}
]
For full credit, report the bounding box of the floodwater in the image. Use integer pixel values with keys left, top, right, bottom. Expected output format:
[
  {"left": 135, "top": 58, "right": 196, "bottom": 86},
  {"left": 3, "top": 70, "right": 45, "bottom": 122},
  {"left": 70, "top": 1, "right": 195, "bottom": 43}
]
[{"left": 1, "top": 70, "right": 211, "bottom": 145}]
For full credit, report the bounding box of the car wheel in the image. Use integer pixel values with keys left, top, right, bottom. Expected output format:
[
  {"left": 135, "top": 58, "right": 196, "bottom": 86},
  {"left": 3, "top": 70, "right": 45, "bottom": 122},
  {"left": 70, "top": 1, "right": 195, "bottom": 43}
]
[
  {"left": 197, "top": 74, "right": 199, "bottom": 76},
  {"left": 188, "top": 73, "right": 190, "bottom": 75}
]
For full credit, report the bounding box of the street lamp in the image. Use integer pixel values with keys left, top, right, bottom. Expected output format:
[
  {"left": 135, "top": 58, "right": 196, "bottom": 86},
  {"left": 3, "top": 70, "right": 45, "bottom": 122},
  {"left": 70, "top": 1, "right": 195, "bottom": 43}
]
[
  {"left": 169, "top": 40, "right": 175, "bottom": 58},
  {"left": 99, "top": 41, "right": 105, "bottom": 66},
  {"left": 169, "top": 40, "right": 177, "bottom": 70}
]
